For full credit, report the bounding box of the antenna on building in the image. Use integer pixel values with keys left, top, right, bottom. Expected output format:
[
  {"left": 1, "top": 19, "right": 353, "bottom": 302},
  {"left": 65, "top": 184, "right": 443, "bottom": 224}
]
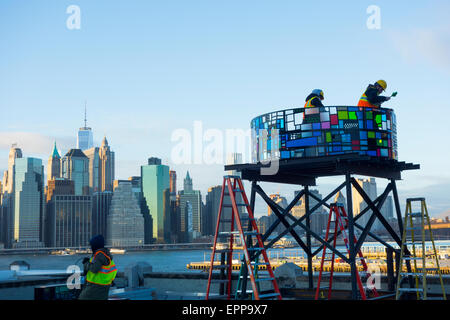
[{"left": 84, "top": 100, "right": 87, "bottom": 128}]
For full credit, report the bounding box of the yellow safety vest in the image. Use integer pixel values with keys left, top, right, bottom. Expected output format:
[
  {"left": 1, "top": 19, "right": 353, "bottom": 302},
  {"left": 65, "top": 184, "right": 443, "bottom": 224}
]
[
  {"left": 304, "top": 96, "right": 318, "bottom": 108},
  {"left": 358, "top": 92, "right": 378, "bottom": 108},
  {"left": 86, "top": 251, "right": 117, "bottom": 286}
]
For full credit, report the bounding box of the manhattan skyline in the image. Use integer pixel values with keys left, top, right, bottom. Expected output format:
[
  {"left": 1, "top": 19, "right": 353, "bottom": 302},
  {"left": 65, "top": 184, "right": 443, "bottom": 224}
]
[{"left": 1, "top": 1, "right": 449, "bottom": 217}]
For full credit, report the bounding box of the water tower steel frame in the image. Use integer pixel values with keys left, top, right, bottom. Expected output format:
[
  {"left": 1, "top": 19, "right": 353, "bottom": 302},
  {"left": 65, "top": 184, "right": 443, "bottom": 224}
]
[{"left": 225, "top": 153, "right": 420, "bottom": 299}]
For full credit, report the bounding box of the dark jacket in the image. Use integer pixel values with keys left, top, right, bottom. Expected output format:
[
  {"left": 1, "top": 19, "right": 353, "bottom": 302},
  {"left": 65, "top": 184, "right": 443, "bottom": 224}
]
[
  {"left": 305, "top": 93, "right": 325, "bottom": 108},
  {"left": 364, "top": 84, "right": 389, "bottom": 106},
  {"left": 78, "top": 248, "right": 114, "bottom": 300}
]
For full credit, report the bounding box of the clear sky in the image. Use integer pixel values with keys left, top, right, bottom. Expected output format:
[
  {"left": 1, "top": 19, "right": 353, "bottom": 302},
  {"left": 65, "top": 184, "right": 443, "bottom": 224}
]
[{"left": 1, "top": 1, "right": 449, "bottom": 217}]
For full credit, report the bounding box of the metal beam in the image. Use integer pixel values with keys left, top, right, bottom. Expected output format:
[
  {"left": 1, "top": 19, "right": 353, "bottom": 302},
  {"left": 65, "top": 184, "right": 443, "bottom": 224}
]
[
  {"left": 353, "top": 181, "right": 392, "bottom": 253},
  {"left": 345, "top": 173, "right": 358, "bottom": 299},
  {"left": 253, "top": 185, "right": 310, "bottom": 255},
  {"left": 305, "top": 186, "right": 314, "bottom": 289},
  {"left": 263, "top": 181, "right": 347, "bottom": 247},
  {"left": 259, "top": 188, "right": 305, "bottom": 242},
  {"left": 351, "top": 178, "right": 403, "bottom": 247}
]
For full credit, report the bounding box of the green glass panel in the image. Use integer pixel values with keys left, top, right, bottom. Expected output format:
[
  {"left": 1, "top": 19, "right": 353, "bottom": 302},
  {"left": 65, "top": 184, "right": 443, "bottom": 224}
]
[
  {"left": 349, "top": 112, "right": 357, "bottom": 120},
  {"left": 368, "top": 131, "right": 375, "bottom": 138},
  {"left": 375, "top": 114, "right": 382, "bottom": 124},
  {"left": 338, "top": 111, "right": 348, "bottom": 120},
  {"left": 366, "top": 111, "right": 373, "bottom": 120},
  {"left": 326, "top": 132, "right": 332, "bottom": 143}
]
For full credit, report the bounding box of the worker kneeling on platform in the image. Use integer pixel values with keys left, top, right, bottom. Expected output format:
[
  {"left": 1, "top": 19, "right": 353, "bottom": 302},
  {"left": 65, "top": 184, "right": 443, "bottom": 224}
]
[
  {"left": 304, "top": 89, "right": 325, "bottom": 108},
  {"left": 78, "top": 234, "right": 117, "bottom": 300},
  {"left": 357, "top": 80, "right": 391, "bottom": 108}
]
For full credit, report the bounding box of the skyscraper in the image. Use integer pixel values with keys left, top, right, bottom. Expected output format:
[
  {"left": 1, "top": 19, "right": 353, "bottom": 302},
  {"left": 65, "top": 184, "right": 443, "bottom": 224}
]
[
  {"left": 334, "top": 191, "right": 347, "bottom": 212},
  {"left": 13, "top": 157, "right": 44, "bottom": 248},
  {"left": 378, "top": 195, "right": 394, "bottom": 232},
  {"left": 352, "top": 178, "right": 377, "bottom": 227},
  {"left": 184, "top": 171, "right": 193, "bottom": 192},
  {"left": 98, "top": 137, "right": 114, "bottom": 192},
  {"left": 4, "top": 145, "right": 23, "bottom": 194},
  {"left": 141, "top": 157, "right": 170, "bottom": 243},
  {"left": 92, "top": 191, "right": 113, "bottom": 237},
  {"left": 169, "top": 170, "right": 177, "bottom": 199},
  {"left": 77, "top": 103, "right": 93, "bottom": 151},
  {"left": 46, "top": 179, "right": 75, "bottom": 202},
  {"left": 203, "top": 185, "right": 222, "bottom": 236},
  {"left": 61, "top": 149, "right": 89, "bottom": 196},
  {"left": 106, "top": 181, "right": 144, "bottom": 247},
  {"left": 46, "top": 194, "right": 92, "bottom": 248},
  {"left": 1, "top": 145, "right": 23, "bottom": 248},
  {"left": 47, "top": 142, "right": 61, "bottom": 182},
  {"left": 178, "top": 171, "right": 202, "bottom": 241},
  {"left": 267, "top": 194, "right": 288, "bottom": 216},
  {"left": 84, "top": 136, "right": 115, "bottom": 193},
  {"left": 170, "top": 195, "right": 180, "bottom": 243}
]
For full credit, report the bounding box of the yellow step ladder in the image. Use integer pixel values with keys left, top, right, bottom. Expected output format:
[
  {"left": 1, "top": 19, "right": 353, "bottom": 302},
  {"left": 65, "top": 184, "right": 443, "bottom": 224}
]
[{"left": 395, "top": 198, "right": 447, "bottom": 300}]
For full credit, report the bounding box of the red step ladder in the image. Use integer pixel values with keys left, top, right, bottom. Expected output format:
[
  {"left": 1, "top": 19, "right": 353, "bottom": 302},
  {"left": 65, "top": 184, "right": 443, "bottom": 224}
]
[
  {"left": 315, "top": 203, "right": 379, "bottom": 300},
  {"left": 205, "top": 176, "right": 282, "bottom": 300}
]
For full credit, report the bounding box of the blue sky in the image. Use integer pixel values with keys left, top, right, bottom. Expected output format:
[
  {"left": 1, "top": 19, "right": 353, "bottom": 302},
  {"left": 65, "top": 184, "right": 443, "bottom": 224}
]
[{"left": 1, "top": 1, "right": 449, "bottom": 217}]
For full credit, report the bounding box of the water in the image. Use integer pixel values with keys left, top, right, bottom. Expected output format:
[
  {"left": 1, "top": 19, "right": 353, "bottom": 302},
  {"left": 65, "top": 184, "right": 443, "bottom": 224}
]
[
  {"left": 1, "top": 240, "right": 449, "bottom": 273},
  {"left": 0, "top": 250, "right": 210, "bottom": 273}
]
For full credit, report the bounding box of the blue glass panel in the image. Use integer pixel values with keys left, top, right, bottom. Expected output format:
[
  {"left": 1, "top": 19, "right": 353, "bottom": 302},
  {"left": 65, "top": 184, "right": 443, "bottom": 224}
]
[
  {"left": 286, "top": 137, "right": 318, "bottom": 147},
  {"left": 360, "top": 131, "right": 367, "bottom": 139},
  {"left": 312, "top": 123, "right": 321, "bottom": 130},
  {"left": 359, "top": 120, "right": 364, "bottom": 128},
  {"left": 366, "top": 120, "right": 373, "bottom": 129},
  {"left": 367, "top": 150, "right": 377, "bottom": 156},
  {"left": 281, "top": 151, "right": 290, "bottom": 159},
  {"left": 313, "top": 131, "right": 322, "bottom": 136},
  {"left": 302, "top": 131, "right": 313, "bottom": 138}
]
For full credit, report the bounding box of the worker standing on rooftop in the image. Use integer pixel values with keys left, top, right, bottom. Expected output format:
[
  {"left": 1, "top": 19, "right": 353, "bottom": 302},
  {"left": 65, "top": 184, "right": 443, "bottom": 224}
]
[
  {"left": 78, "top": 235, "right": 117, "bottom": 300},
  {"left": 304, "top": 89, "right": 325, "bottom": 108},
  {"left": 357, "top": 80, "right": 391, "bottom": 108}
]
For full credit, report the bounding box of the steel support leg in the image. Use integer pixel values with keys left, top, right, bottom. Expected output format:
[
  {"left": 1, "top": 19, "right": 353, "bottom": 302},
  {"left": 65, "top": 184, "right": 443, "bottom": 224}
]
[
  {"left": 345, "top": 173, "right": 358, "bottom": 299},
  {"left": 305, "top": 186, "right": 314, "bottom": 289}
]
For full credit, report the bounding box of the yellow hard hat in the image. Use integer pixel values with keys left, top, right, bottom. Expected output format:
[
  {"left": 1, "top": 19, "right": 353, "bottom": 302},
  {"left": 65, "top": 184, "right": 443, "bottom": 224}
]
[
  {"left": 312, "top": 89, "right": 324, "bottom": 99},
  {"left": 376, "top": 80, "right": 387, "bottom": 90}
]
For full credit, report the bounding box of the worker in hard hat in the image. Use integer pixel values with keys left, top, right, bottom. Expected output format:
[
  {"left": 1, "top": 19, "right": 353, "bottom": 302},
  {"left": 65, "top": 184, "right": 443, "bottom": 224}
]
[
  {"left": 357, "top": 80, "right": 391, "bottom": 108},
  {"left": 304, "top": 89, "right": 325, "bottom": 108}
]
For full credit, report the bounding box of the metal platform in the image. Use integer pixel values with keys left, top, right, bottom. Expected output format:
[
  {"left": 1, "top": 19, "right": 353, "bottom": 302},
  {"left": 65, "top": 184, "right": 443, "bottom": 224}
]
[{"left": 225, "top": 153, "right": 419, "bottom": 186}]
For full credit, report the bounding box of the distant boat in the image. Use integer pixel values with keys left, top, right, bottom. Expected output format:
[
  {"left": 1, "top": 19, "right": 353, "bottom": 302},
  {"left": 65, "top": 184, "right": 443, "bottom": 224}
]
[
  {"left": 273, "top": 237, "right": 296, "bottom": 248},
  {"left": 51, "top": 249, "right": 74, "bottom": 256},
  {"left": 110, "top": 248, "right": 126, "bottom": 254}
]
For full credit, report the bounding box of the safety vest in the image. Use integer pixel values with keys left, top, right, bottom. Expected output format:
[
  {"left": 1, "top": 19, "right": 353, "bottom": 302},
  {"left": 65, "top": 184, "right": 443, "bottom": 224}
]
[
  {"left": 357, "top": 92, "right": 379, "bottom": 108},
  {"left": 86, "top": 250, "right": 117, "bottom": 286},
  {"left": 304, "top": 96, "right": 318, "bottom": 108}
]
